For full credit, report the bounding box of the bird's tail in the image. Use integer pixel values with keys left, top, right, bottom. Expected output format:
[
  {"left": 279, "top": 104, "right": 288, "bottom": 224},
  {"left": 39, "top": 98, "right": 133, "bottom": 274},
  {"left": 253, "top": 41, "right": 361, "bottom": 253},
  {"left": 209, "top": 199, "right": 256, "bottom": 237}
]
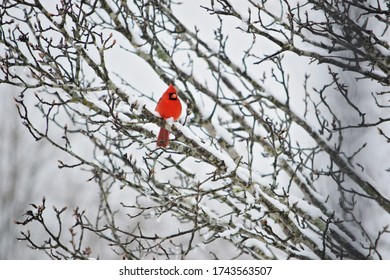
[{"left": 157, "top": 127, "right": 170, "bottom": 147}]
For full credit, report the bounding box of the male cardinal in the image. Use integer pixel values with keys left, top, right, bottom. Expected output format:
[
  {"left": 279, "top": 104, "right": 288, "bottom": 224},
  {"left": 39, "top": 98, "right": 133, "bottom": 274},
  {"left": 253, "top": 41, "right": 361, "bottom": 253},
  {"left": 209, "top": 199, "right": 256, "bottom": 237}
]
[{"left": 155, "top": 84, "right": 182, "bottom": 147}]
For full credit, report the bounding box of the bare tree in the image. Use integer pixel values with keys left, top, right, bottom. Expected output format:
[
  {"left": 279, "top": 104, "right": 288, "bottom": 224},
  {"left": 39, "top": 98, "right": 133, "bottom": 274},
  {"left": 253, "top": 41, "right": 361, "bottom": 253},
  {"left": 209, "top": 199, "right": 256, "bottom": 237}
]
[
  {"left": 1, "top": 0, "right": 389, "bottom": 259},
  {"left": 0, "top": 86, "right": 100, "bottom": 259},
  {"left": 0, "top": 90, "right": 38, "bottom": 259}
]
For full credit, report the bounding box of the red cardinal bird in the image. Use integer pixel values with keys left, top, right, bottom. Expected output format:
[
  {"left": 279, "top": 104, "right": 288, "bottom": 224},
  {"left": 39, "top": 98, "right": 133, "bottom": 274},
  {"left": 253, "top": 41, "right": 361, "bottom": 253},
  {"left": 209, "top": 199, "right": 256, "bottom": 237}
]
[{"left": 155, "top": 84, "right": 182, "bottom": 147}]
